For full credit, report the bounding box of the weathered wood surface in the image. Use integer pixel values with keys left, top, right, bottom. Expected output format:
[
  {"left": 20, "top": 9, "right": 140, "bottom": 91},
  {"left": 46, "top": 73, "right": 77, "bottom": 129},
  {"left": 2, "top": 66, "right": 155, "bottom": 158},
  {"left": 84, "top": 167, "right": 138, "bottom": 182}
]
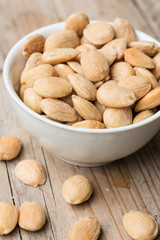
[{"left": 0, "top": 0, "right": 160, "bottom": 239}]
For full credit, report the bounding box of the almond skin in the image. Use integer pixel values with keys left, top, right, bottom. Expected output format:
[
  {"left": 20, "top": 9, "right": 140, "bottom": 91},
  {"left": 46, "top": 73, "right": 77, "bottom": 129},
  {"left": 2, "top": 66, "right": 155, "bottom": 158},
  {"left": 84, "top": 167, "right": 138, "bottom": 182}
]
[
  {"left": 23, "top": 34, "right": 45, "bottom": 58},
  {"left": 81, "top": 50, "right": 109, "bottom": 82},
  {"left": 133, "top": 110, "right": 154, "bottom": 124},
  {"left": 124, "top": 48, "right": 155, "bottom": 69},
  {"left": 73, "top": 120, "right": 105, "bottom": 129},
  {"left": 65, "top": 12, "right": 89, "bottom": 37},
  {"left": 98, "top": 46, "right": 117, "bottom": 66},
  {"left": 72, "top": 95, "right": 102, "bottom": 121},
  {"left": 113, "top": 18, "right": 137, "bottom": 44},
  {"left": 135, "top": 87, "right": 160, "bottom": 112},
  {"left": 83, "top": 22, "right": 115, "bottom": 45},
  {"left": 33, "top": 77, "right": 72, "bottom": 98},
  {"left": 54, "top": 64, "right": 74, "bottom": 80},
  {"left": 103, "top": 107, "right": 132, "bottom": 128},
  {"left": 97, "top": 82, "right": 136, "bottom": 108},
  {"left": 110, "top": 61, "right": 135, "bottom": 81},
  {"left": 68, "top": 73, "right": 97, "bottom": 101},
  {"left": 152, "top": 52, "right": 160, "bottom": 79},
  {"left": 118, "top": 76, "right": 151, "bottom": 100},
  {"left": 42, "top": 48, "right": 79, "bottom": 65},
  {"left": 129, "top": 41, "right": 160, "bottom": 57},
  {"left": 68, "top": 217, "right": 101, "bottom": 240},
  {"left": 135, "top": 67, "right": 158, "bottom": 89},
  {"left": 41, "top": 98, "right": 77, "bottom": 122},
  {"left": 44, "top": 30, "right": 79, "bottom": 51}
]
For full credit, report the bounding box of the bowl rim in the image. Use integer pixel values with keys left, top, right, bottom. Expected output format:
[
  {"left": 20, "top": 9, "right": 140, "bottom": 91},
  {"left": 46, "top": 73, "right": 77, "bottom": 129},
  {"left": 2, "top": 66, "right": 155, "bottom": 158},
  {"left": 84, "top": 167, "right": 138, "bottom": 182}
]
[{"left": 3, "top": 21, "right": 160, "bottom": 134}]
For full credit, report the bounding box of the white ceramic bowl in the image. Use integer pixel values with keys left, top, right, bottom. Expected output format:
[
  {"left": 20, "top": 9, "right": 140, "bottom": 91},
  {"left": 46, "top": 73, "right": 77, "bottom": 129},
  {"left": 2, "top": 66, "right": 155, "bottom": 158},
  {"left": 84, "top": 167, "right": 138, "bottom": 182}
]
[{"left": 3, "top": 21, "right": 160, "bottom": 167}]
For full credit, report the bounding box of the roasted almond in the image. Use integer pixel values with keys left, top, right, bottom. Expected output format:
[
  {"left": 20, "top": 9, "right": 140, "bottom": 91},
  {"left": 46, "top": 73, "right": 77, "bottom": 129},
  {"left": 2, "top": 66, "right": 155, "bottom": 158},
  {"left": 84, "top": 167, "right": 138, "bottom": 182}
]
[
  {"left": 97, "top": 82, "right": 136, "bottom": 107},
  {"left": 124, "top": 48, "right": 155, "bottom": 69},
  {"left": 135, "top": 87, "right": 160, "bottom": 112},
  {"left": 103, "top": 107, "right": 132, "bottom": 128},
  {"left": 42, "top": 48, "right": 79, "bottom": 65},
  {"left": 118, "top": 76, "right": 151, "bottom": 100},
  {"left": 25, "top": 52, "right": 43, "bottom": 71},
  {"left": 19, "top": 85, "right": 28, "bottom": 100},
  {"left": 98, "top": 46, "right": 117, "bottom": 65},
  {"left": 66, "top": 114, "right": 83, "bottom": 126},
  {"left": 129, "top": 41, "right": 160, "bottom": 57},
  {"left": 33, "top": 77, "right": 72, "bottom": 98},
  {"left": 68, "top": 217, "right": 101, "bottom": 240},
  {"left": 41, "top": 98, "right": 77, "bottom": 122},
  {"left": 94, "top": 99, "right": 106, "bottom": 114},
  {"left": 94, "top": 81, "right": 104, "bottom": 89},
  {"left": 72, "top": 95, "right": 102, "bottom": 121},
  {"left": 68, "top": 73, "right": 97, "bottom": 101},
  {"left": 76, "top": 43, "right": 96, "bottom": 52},
  {"left": 110, "top": 61, "right": 135, "bottom": 81},
  {"left": 67, "top": 61, "right": 82, "bottom": 75},
  {"left": 54, "top": 63, "right": 74, "bottom": 80},
  {"left": 44, "top": 30, "right": 79, "bottom": 51},
  {"left": 152, "top": 52, "right": 160, "bottom": 79},
  {"left": 66, "top": 12, "right": 89, "bottom": 37},
  {"left": 61, "top": 91, "right": 76, "bottom": 107},
  {"left": 81, "top": 50, "right": 109, "bottom": 81},
  {"left": 135, "top": 67, "right": 158, "bottom": 89},
  {"left": 113, "top": 18, "right": 137, "bottom": 44},
  {"left": 83, "top": 22, "right": 115, "bottom": 45},
  {"left": 73, "top": 120, "right": 105, "bottom": 129},
  {"left": 23, "top": 34, "right": 45, "bottom": 58},
  {"left": 133, "top": 110, "right": 154, "bottom": 124},
  {"left": 23, "top": 87, "right": 43, "bottom": 114}
]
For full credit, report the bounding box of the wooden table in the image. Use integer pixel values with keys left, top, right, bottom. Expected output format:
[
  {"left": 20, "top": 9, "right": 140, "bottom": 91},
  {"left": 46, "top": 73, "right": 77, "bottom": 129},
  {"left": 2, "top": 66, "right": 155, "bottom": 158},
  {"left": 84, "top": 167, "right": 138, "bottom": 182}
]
[{"left": 0, "top": 0, "right": 160, "bottom": 239}]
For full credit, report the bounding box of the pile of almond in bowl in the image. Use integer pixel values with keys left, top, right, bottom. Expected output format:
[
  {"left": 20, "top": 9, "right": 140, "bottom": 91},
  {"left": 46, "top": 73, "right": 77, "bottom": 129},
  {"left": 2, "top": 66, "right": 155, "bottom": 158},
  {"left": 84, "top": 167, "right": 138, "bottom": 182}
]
[{"left": 20, "top": 12, "right": 160, "bottom": 129}]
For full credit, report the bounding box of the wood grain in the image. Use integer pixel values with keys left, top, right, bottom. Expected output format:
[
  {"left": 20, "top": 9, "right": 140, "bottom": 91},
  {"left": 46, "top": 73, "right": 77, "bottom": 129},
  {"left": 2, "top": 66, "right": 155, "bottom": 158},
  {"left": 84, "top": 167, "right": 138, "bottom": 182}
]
[{"left": 0, "top": 0, "right": 160, "bottom": 239}]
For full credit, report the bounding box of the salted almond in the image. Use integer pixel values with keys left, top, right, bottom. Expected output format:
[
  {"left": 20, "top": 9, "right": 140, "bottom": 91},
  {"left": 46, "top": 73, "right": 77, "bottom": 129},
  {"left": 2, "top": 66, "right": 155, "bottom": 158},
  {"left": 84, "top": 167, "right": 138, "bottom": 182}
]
[
  {"left": 23, "top": 88, "right": 43, "bottom": 114},
  {"left": 68, "top": 217, "right": 101, "bottom": 240},
  {"left": 103, "top": 107, "right": 132, "bottom": 128},
  {"left": 110, "top": 62, "right": 135, "bottom": 81},
  {"left": 94, "top": 81, "right": 104, "bottom": 89},
  {"left": 33, "top": 77, "right": 72, "bottom": 98},
  {"left": 68, "top": 74, "right": 97, "bottom": 101},
  {"left": 83, "top": 22, "right": 114, "bottom": 45},
  {"left": 0, "top": 202, "right": 18, "bottom": 235},
  {"left": 54, "top": 64, "right": 74, "bottom": 80},
  {"left": 118, "top": 76, "right": 151, "bottom": 100},
  {"left": 133, "top": 110, "right": 154, "bottom": 124},
  {"left": 41, "top": 98, "right": 77, "bottom": 122},
  {"left": 19, "top": 202, "right": 46, "bottom": 231},
  {"left": 72, "top": 95, "right": 102, "bottom": 121},
  {"left": 152, "top": 52, "right": 160, "bottom": 79},
  {"left": 66, "top": 12, "right": 89, "bottom": 37},
  {"left": 135, "top": 87, "right": 160, "bottom": 112},
  {"left": 67, "top": 61, "right": 82, "bottom": 75},
  {"left": 0, "top": 136, "right": 21, "bottom": 161},
  {"left": 21, "top": 64, "right": 55, "bottom": 87},
  {"left": 44, "top": 30, "right": 79, "bottom": 51},
  {"left": 97, "top": 82, "right": 136, "bottom": 108},
  {"left": 129, "top": 41, "right": 160, "bottom": 57},
  {"left": 135, "top": 67, "right": 158, "bottom": 89},
  {"left": 42, "top": 48, "right": 79, "bottom": 65},
  {"left": 15, "top": 159, "right": 46, "bottom": 187},
  {"left": 25, "top": 52, "right": 43, "bottom": 71},
  {"left": 98, "top": 46, "right": 116, "bottom": 65},
  {"left": 94, "top": 100, "right": 106, "bottom": 114},
  {"left": 73, "top": 120, "right": 105, "bottom": 129},
  {"left": 19, "top": 85, "right": 28, "bottom": 100},
  {"left": 23, "top": 34, "right": 45, "bottom": 58},
  {"left": 62, "top": 175, "right": 92, "bottom": 204},
  {"left": 123, "top": 210, "right": 158, "bottom": 240},
  {"left": 81, "top": 50, "right": 109, "bottom": 81},
  {"left": 113, "top": 18, "right": 137, "bottom": 44},
  {"left": 124, "top": 48, "right": 155, "bottom": 69}
]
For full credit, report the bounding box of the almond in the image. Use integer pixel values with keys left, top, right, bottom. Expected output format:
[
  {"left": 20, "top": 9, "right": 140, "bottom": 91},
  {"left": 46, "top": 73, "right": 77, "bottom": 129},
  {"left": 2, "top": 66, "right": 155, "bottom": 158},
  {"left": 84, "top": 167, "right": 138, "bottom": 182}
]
[
  {"left": 104, "top": 80, "right": 118, "bottom": 85},
  {"left": 68, "top": 73, "right": 97, "bottom": 101},
  {"left": 80, "top": 35, "right": 91, "bottom": 45},
  {"left": 76, "top": 43, "right": 96, "bottom": 52},
  {"left": 33, "top": 77, "right": 72, "bottom": 98},
  {"left": 65, "top": 12, "right": 89, "bottom": 37},
  {"left": 54, "top": 63, "right": 74, "bottom": 80},
  {"left": 25, "top": 52, "right": 43, "bottom": 71},
  {"left": 118, "top": 76, "right": 151, "bottom": 100},
  {"left": 44, "top": 30, "right": 79, "bottom": 51},
  {"left": 66, "top": 114, "right": 83, "bottom": 126},
  {"left": 113, "top": 18, "right": 137, "bottom": 44},
  {"left": 68, "top": 217, "right": 101, "bottom": 240},
  {"left": 110, "top": 62, "right": 135, "bottom": 81},
  {"left": 23, "top": 87, "right": 43, "bottom": 114},
  {"left": 129, "top": 41, "right": 160, "bottom": 57},
  {"left": 94, "top": 81, "right": 104, "bottom": 89},
  {"left": 135, "top": 87, "right": 160, "bottom": 112},
  {"left": 97, "top": 82, "right": 136, "bottom": 107},
  {"left": 83, "top": 22, "right": 115, "bottom": 45},
  {"left": 133, "top": 110, "right": 154, "bottom": 124},
  {"left": 103, "top": 107, "right": 132, "bottom": 128},
  {"left": 94, "top": 99, "right": 106, "bottom": 114},
  {"left": 98, "top": 46, "right": 117, "bottom": 65},
  {"left": 124, "top": 48, "right": 155, "bottom": 69},
  {"left": 41, "top": 98, "right": 77, "bottom": 122},
  {"left": 23, "top": 34, "right": 45, "bottom": 58},
  {"left": 19, "top": 85, "right": 28, "bottom": 100},
  {"left": 72, "top": 95, "right": 102, "bottom": 121},
  {"left": 152, "top": 52, "right": 160, "bottom": 79},
  {"left": 73, "top": 120, "right": 105, "bottom": 129},
  {"left": 61, "top": 91, "right": 76, "bottom": 107},
  {"left": 67, "top": 61, "right": 82, "bottom": 75},
  {"left": 42, "top": 48, "right": 79, "bottom": 65},
  {"left": 81, "top": 50, "right": 109, "bottom": 81},
  {"left": 135, "top": 67, "right": 158, "bottom": 89}
]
